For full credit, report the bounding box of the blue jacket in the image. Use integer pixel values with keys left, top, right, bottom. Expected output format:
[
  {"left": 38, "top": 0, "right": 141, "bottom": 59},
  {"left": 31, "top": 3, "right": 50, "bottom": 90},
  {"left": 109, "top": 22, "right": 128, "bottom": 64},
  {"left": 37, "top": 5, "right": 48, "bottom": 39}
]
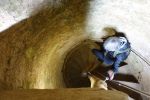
[{"left": 105, "top": 41, "right": 131, "bottom": 73}]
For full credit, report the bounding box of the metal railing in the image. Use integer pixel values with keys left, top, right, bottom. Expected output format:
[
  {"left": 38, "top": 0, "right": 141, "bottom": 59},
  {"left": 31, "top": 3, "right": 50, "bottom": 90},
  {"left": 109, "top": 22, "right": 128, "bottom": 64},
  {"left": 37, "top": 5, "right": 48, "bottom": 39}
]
[
  {"left": 131, "top": 48, "right": 150, "bottom": 67},
  {"left": 88, "top": 72, "right": 150, "bottom": 98}
]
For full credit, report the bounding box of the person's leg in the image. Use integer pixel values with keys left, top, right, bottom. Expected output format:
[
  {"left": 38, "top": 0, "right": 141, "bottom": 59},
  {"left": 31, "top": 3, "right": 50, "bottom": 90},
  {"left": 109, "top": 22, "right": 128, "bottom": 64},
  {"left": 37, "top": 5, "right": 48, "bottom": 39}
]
[
  {"left": 92, "top": 49, "right": 104, "bottom": 62},
  {"left": 92, "top": 49, "right": 114, "bottom": 65},
  {"left": 103, "top": 56, "right": 114, "bottom": 65}
]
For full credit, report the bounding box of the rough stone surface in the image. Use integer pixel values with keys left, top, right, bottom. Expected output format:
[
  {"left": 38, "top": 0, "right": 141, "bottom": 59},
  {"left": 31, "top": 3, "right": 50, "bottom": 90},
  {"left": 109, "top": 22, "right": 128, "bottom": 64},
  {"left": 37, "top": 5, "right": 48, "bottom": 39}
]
[
  {"left": 0, "top": 88, "right": 129, "bottom": 100},
  {"left": 0, "top": 0, "right": 89, "bottom": 89},
  {"left": 0, "top": 1, "right": 150, "bottom": 100}
]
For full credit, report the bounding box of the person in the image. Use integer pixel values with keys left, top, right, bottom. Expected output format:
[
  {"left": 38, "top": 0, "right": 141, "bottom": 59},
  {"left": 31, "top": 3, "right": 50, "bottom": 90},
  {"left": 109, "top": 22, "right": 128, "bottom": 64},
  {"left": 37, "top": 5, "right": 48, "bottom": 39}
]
[{"left": 92, "top": 32, "right": 131, "bottom": 80}]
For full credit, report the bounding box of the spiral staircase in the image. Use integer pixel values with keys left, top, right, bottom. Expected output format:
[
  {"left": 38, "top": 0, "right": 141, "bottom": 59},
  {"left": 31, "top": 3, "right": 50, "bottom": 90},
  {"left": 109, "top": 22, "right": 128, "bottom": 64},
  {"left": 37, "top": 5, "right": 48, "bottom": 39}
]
[{"left": 62, "top": 39, "right": 142, "bottom": 100}]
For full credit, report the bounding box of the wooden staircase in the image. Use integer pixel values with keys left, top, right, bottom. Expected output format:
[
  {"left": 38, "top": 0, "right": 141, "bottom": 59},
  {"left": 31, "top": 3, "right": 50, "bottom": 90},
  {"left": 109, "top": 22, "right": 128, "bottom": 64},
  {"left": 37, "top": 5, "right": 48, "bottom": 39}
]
[{"left": 62, "top": 39, "right": 143, "bottom": 100}]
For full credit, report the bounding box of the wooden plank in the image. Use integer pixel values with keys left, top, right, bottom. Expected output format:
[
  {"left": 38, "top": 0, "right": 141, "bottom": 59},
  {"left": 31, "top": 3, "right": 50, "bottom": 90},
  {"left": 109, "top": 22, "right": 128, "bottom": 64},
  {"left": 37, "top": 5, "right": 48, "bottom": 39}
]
[{"left": 0, "top": 88, "right": 129, "bottom": 100}]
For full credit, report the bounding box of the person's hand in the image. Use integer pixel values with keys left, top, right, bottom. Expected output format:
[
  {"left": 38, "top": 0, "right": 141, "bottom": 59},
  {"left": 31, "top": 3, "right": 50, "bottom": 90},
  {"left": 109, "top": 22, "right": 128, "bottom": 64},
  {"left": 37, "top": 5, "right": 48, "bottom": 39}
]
[{"left": 107, "top": 70, "right": 114, "bottom": 80}]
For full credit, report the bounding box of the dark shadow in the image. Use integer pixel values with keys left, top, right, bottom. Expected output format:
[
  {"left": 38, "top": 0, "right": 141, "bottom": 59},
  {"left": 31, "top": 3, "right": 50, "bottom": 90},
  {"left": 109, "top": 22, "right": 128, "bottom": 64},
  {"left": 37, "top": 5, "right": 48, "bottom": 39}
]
[
  {"left": 62, "top": 40, "right": 93, "bottom": 88},
  {"left": 101, "top": 27, "right": 129, "bottom": 41},
  {"left": 114, "top": 73, "right": 139, "bottom": 83},
  {"left": 103, "top": 27, "right": 117, "bottom": 36}
]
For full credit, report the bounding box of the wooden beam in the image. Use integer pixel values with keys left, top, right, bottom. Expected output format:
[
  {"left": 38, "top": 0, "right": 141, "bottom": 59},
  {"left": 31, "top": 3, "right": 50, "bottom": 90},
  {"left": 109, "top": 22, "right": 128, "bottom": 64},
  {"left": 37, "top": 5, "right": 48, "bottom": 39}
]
[{"left": 0, "top": 88, "right": 129, "bottom": 100}]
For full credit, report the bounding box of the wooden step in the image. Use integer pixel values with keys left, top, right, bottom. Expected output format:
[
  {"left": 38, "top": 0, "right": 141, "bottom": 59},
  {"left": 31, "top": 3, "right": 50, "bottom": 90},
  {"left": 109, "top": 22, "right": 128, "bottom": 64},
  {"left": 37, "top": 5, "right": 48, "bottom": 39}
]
[{"left": 0, "top": 88, "right": 130, "bottom": 100}]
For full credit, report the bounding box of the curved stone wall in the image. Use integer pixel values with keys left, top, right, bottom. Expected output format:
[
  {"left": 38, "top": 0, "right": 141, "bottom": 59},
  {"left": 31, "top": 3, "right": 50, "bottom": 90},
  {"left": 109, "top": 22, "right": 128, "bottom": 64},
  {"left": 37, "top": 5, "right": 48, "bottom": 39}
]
[{"left": 0, "top": 1, "right": 150, "bottom": 99}]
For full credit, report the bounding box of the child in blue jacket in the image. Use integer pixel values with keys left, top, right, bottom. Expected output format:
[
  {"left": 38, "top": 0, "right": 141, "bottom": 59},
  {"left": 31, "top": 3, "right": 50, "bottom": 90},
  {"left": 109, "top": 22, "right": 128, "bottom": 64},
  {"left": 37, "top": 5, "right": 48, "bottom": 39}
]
[{"left": 92, "top": 32, "right": 131, "bottom": 80}]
